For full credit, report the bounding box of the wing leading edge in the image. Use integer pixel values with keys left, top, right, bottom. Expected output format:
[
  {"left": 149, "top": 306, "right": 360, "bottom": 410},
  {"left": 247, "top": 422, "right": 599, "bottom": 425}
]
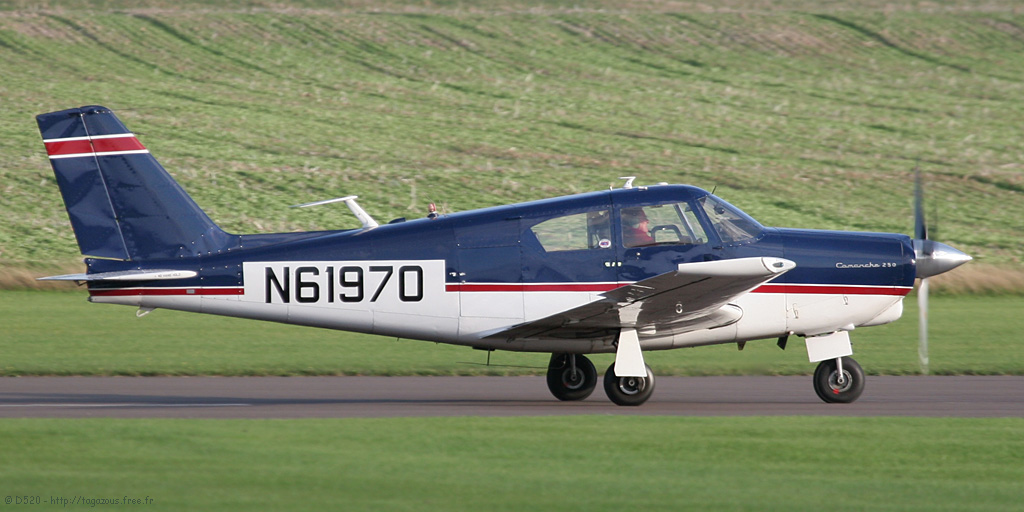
[{"left": 484, "top": 257, "right": 796, "bottom": 342}]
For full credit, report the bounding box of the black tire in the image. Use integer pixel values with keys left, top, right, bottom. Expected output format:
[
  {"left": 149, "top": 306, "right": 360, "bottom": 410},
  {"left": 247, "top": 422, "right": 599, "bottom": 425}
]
[
  {"left": 546, "top": 354, "right": 597, "bottom": 401},
  {"left": 603, "top": 363, "right": 655, "bottom": 406},
  {"left": 813, "top": 357, "right": 865, "bottom": 404}
]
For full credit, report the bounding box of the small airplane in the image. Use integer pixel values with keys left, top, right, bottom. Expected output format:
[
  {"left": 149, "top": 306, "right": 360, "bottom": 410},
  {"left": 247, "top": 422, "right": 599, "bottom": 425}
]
[{"left": 36, "top": 105, "right": 971, "bottom": 406}]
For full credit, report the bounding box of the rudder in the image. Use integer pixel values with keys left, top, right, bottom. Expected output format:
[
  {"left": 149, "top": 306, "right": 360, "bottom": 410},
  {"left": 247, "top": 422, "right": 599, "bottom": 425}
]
[{"left": 38, "top": 106, "right": 232, "bottom": 261}]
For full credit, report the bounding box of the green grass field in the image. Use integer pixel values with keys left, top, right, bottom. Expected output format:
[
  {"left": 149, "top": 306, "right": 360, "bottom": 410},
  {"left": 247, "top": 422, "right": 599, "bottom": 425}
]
[
  {"left": 1, "top": 416, "right": 1022, "bottom": 511},
  {"left": 2, "top": 5, "right": 1023, "bottom": 510},
  {"left": 3, "top": 290, "right": 1022, "bottom": 376},
  {"left": 2, "top": 289, "right": 1022, "bottom": 512},
  {"left": 1, "top": 2, "right": 1023, "bottom": 278}
]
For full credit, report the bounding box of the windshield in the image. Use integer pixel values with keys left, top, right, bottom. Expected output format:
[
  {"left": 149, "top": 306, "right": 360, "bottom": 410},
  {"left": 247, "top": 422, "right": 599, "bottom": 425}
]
[{"left": 697, "top": 195, "right": 764, "bottom": 244}]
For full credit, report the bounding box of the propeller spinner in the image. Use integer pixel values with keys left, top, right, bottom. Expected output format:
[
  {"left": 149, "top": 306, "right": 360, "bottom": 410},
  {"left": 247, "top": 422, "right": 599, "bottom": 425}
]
[{"left": 914, "top": 239, "right": 973, "bottom": 279}]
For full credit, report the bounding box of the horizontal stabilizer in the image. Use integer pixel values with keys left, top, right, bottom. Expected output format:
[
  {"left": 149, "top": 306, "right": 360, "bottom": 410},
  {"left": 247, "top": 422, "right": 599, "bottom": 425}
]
[{"left": 38, "top": 269, "right": 198, "bottom": 282}]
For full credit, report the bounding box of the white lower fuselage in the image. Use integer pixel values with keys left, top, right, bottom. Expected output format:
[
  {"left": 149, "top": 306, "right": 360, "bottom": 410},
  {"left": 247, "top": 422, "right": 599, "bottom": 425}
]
[{"left": 90, "top": 259, "right": 909, "bottom": 354}]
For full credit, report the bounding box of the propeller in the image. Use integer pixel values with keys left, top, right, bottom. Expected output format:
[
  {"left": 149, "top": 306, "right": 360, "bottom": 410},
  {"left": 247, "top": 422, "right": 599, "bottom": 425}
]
[{"left": 912, "top": 168, "right": 972, "bottom": 374}]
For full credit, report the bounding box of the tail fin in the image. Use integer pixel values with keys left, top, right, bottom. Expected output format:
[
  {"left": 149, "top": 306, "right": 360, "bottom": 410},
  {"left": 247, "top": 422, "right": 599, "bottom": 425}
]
[{"left": 37, "top": 106, "right": 232, "bottom": 261}]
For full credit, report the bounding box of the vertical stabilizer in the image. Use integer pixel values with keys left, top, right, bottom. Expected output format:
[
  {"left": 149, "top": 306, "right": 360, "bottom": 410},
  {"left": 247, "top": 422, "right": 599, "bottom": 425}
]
[{"left": 37, "top": 106, "right": 232, "bottom": 261}]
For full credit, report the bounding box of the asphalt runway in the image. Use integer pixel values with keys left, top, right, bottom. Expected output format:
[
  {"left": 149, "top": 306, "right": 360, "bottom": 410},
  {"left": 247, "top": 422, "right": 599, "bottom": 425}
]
[{"left": 1, "top": 376, "right": 1022, "bottom": 419}]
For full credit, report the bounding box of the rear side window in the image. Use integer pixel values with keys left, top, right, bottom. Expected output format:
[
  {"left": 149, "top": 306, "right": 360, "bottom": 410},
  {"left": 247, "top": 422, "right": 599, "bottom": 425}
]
[{"left": 530, "top": 210, "right": 612, "bottom": 252}]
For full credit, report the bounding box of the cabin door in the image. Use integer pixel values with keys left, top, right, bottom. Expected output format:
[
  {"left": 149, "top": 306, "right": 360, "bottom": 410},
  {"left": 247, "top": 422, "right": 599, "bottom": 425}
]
[
  {"left": 455, "top": 217, "right": 525, "bottom": 321},
  {"left": 613, "top": 200, "right": 714, "bottom": 283}
]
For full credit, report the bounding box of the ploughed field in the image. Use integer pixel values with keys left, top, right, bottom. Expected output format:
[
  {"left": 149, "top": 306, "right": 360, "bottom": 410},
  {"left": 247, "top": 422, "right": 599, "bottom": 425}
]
[{"left": 0, "top": 2, "right": 1022, "bottom": 292}]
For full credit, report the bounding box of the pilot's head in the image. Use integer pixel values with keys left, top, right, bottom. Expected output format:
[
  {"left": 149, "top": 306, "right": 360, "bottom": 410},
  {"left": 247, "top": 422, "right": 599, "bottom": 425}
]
[{"left": 622, "top": 208, "right": 648, "bottom": 228}]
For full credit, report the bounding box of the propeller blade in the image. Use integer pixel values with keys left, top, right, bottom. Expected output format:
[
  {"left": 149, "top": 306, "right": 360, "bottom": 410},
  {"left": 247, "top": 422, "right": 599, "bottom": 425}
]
[
  {"left": 912, "top": 169, "right": 971, "bottom": 278},
  {"left": 914, "top": 167, "right": 928, "bottom": 241},
  {"left": 918, "top": 277, "right": 930, "bottom": 375},
  {"left": 911, "top": 168, "right": 969, "bottom": 376}
]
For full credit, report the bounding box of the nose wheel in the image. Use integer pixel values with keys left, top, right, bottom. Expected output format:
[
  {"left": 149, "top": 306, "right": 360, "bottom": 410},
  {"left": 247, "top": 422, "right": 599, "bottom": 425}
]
[
  {"left": 813, "top": 356, "right": 865, "bottom": 403},
  {"left": 546, "top": 354, "right": 598, "bottom": 401}
]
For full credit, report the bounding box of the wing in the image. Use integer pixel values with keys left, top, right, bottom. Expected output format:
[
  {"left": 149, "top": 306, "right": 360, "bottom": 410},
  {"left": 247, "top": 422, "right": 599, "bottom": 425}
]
[{"left": 484, "top": 257, "right": 795, "bottom": 341}]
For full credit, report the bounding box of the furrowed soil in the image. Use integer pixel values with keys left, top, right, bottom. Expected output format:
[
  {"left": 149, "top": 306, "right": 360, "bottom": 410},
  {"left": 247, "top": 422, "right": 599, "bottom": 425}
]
[{"left": 1, "top": 2, "right": 1022, "bottom": 291}]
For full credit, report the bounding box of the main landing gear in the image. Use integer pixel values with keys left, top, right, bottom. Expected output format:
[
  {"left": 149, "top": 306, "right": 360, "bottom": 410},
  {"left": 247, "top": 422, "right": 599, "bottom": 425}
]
[
  {"left": 812, "top": 356, "right": 865, "bottom": 403},
  {"left": 546, "top": 354, "right": 656, "bottom": 406},
  {"left": 603, "top": 363, "right": 655, "bottom": 406},
  {"left": 546, "top": 354, "right": 598, "bottom": 401}
]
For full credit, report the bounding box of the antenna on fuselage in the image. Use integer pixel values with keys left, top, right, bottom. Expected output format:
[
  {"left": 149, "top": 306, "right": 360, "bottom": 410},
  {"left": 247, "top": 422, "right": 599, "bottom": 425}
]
[
  {"left": 619, "top": 176, "right": 636, "bottom": 189},
  {"left": 290, "top": 195, "right": 380, "bottom": 230}
]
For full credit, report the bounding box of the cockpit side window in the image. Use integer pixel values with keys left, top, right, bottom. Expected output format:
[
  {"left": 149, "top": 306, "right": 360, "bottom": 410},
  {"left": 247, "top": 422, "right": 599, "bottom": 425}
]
[
  {"left": 697, "top": 195, "right": 763, "bottom": 244},
  {"left": 530, "top": 210, "right": 612, "bottom": 252},
  {"left": 621, "top": 203, "right": 708, "bottom": 248}
]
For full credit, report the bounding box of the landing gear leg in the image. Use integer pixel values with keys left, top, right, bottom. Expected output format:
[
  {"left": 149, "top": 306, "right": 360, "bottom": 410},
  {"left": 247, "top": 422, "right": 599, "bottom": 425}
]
[
  {"left": 603, "top": 363, "right": 656, "bottom": 406},
  {"left": 546, "top": 354, "right": 597, "bottom": 401},
  {"left": 812, "top": 356, "right": 865, "bottom": 403}
]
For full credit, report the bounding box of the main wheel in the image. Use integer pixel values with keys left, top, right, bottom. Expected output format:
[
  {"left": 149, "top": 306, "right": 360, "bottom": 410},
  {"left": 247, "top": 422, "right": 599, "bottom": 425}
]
[
  {"left": 603, "top": 363, "right": 655, "bottom": 406},
  {"left": 546, "top": 354, "right": 597, "bottom": 401},
  {"left": 813, "top": 357, "right": 865, "bottom": 404}
]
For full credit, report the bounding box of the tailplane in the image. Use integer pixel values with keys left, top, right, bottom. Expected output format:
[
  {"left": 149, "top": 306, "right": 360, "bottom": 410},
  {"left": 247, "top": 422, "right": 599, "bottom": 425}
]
[{"left": 37, "top": 106, "right": 232, "bottom": 261}]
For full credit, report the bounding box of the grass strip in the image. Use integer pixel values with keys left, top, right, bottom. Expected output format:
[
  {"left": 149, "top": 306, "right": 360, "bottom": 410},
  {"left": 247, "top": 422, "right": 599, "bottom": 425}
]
[
  {"left": 0, "top": 416, "right": 1021, "bottom": 511},
  {"left": 2, "top": 290, "right": 1022, "bottom": 376}
]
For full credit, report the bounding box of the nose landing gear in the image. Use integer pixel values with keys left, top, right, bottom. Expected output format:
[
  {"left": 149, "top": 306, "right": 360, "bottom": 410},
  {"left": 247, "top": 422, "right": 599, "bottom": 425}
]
[{"left": 813, "top": 356, "right": 865, "bottom": 403}]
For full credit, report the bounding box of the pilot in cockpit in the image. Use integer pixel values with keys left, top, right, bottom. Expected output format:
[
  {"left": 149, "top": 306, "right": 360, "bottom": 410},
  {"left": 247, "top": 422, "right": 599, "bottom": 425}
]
[{"left": 622, "top": 207, "right": 655, "bottom": 247}]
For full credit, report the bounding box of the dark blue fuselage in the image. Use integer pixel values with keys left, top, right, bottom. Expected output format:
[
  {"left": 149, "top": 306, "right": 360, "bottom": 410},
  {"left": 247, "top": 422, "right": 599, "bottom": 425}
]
[{"left": 86, "top": 185, "right": 916, "bottom": 292}]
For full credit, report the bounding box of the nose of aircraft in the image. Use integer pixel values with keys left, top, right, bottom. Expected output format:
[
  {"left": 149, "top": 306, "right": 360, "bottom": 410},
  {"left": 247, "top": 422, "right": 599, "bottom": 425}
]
[{"left": 914, "top": 240, "right": 972, "bottom": 278}]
